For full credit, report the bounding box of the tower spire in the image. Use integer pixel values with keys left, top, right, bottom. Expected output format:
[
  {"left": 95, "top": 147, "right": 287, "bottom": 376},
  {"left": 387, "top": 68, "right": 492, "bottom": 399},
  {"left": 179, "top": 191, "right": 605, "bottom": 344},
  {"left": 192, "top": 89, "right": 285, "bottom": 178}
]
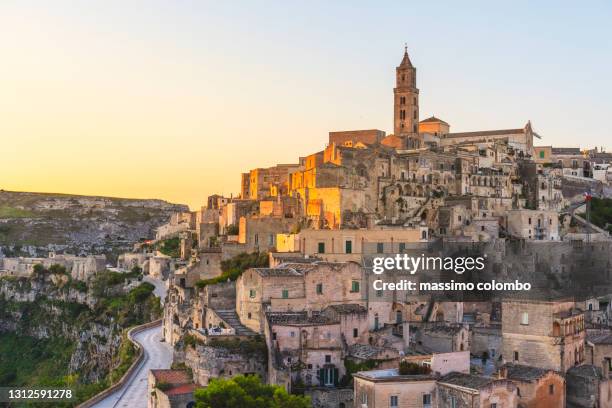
[{"left": 400, "top": 44, "right": 412, "bottom": 67}]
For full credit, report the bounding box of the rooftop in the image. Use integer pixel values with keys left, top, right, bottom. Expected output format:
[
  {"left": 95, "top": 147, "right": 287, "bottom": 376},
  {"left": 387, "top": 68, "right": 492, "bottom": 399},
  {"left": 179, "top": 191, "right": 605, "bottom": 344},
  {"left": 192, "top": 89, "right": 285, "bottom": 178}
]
[
  {"left": 552, "top": 147, "right": 581, "bottom": 155},
  {"left": 438, "top": 372, "right": 495, "bottom": 390},
  {"left": 267, "top": 311, "right": 337, "bottom": 326},
  {"left": 326, "top": 303, "right": 367, "bottom": 315},
  {"left": 353, "top": 368, "right": 433, "bottom": 382},
  {"left": 420, "top": 116, "right": 449, "bottom": 125},
  {"left": 587, "top": 331, "right": 612, "bottom": 345},
  {"left": 163, "top": 383, "right": 196, "bottom": 396},
  {"left": 252, "top": 267, "right": 303, "bottom": 277},
  {"left": 150, "top": 369, "right": 191, "bottom": 385},
  {"left": 446, "top": 128, "right": 524, "bottom": 139},
  {"left": 504, "top": 364, "right": 553, "bottom": 382},
  {"left": 567, "top": 364, "right": 602, "bottom": 379}
]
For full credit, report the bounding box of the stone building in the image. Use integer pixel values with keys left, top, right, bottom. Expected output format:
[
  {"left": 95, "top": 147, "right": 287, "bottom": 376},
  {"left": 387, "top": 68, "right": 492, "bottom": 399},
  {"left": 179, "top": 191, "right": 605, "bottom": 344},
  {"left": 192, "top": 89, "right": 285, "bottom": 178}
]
[
  {"left": 501, "top": 364, "right": 565, "bottom": 408},
  {"left": 238, "top": 215, "right": 296, "bottom": 253},
  {"left": 415, "top": 324, "right": 470, "bottom": 353},
  {"left": 328, "top": 129, "right": 386, "bottom": 147},
  {"left": 0, "top": 253, "right": 105, "bottom": 281},
  {"left": 437, "top": 372, "right": 518, "bottom": 408},
  {"left": 501, "top": 299, "right": 585, "bottom": 372},
  {"left": 566, "top": 364, "right": 612, "bottom": 408},
  {"left": 353, "top": 369, "right": 437, "bottom": 408},
  {"left": 147, "top": 369, "right": 195, "bottom": 408},
  {"left": 276, "top": 226, "right": 428, "bottom": 263},
  {"left": 236, "top": 261, "right": 364, "bottom": 334},
  {"left": 506, "top": 209, "right": 559, "bottom": 240}
]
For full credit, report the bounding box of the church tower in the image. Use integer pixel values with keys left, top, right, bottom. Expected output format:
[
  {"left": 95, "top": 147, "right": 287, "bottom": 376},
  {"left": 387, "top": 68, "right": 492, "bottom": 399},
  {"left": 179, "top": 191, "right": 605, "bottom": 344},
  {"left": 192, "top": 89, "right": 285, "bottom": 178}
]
[{"left": 393, "top": 46, "right": 419, "bottom": 139}]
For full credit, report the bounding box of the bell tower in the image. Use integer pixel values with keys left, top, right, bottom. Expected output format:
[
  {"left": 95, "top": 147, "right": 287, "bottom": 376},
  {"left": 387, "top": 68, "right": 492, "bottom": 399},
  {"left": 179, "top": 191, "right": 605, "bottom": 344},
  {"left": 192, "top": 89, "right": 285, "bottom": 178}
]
[{"left": 393, "top": 45, "right": 419, "bottom": 138}]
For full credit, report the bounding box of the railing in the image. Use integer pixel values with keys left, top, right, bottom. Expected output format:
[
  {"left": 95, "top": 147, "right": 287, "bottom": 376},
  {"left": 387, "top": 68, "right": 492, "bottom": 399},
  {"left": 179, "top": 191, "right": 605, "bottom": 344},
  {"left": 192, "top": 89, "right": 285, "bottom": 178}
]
[{"left": 76, "top": 319, "right": 162, "bottom": 408}]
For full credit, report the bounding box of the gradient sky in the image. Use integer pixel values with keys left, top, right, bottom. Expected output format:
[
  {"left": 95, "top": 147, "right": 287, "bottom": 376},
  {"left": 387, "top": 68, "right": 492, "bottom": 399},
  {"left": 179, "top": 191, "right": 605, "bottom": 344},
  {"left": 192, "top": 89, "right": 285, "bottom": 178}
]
[{"left": 1, "top": 1, "right": 611, "bottom": 209}]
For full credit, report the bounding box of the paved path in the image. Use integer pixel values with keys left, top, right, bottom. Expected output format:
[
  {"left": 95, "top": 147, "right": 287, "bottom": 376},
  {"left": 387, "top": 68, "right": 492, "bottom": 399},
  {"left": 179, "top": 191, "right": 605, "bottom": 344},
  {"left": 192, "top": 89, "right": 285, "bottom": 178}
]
[
  {"left": 92, "top": 276, "right": 172, "bottom": 408},
  {"left": 143, "top": 276, "right": 168, "bottom": 305},
  {"left": 92, "top": 323, "right": 173, "bottom": 408}
]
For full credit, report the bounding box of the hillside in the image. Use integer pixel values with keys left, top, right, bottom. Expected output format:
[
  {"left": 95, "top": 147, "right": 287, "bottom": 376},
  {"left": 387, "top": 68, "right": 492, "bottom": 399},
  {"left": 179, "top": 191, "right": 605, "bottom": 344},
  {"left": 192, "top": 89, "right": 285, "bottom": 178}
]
[{"left": 0, "top": 190, "right": 188, "bottom": 257}]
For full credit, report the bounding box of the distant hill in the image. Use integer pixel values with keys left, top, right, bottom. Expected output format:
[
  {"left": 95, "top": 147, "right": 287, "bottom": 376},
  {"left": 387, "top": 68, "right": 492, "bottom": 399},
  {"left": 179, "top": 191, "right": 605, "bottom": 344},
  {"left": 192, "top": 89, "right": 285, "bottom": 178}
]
[{"left": 0, "top": 190, "right": 188, "bottom": 257}]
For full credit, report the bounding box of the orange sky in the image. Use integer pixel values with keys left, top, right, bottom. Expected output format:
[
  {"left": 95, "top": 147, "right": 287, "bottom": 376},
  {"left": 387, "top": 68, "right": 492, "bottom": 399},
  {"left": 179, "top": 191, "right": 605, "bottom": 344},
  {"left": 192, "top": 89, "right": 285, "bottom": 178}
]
[{"left": 1, "top": 2, "right": 610, "bottom": 209}]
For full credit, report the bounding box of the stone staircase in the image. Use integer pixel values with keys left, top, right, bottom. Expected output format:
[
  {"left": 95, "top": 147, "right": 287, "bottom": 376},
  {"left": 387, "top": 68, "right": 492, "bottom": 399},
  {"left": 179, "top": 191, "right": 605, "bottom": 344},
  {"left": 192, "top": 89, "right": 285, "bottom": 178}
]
[{"left": 214, "top": 309, "right": 257, "bottom": 336}]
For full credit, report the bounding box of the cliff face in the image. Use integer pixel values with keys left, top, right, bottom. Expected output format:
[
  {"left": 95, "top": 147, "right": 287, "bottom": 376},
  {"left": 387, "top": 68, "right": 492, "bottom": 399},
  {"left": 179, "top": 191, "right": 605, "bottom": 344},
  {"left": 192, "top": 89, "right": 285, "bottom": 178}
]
[
  {"left": 0, "top": 272, "right": 161, "bottom": 386},
  {"left": 0, "top": 190, "right": 188, "bottom": 257}
]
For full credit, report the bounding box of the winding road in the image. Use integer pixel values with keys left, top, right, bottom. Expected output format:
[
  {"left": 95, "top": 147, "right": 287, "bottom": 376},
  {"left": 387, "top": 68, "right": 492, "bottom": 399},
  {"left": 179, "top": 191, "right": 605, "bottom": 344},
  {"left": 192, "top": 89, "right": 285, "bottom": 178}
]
[{"left": 91, "top": 277, "right": 172, "bottom": 408}]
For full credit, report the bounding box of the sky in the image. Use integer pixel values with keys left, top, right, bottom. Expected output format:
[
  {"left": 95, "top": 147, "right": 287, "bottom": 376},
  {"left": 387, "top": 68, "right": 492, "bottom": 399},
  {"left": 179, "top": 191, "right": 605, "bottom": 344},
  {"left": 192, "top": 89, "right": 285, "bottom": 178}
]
[{"left": 1, "top": 1, "right": 611, "bottom": 209}]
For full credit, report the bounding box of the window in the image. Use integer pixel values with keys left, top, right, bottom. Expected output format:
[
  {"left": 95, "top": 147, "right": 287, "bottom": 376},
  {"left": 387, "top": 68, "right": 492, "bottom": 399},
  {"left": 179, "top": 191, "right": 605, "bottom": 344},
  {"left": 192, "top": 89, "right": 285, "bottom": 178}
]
[
  {"left": 249, "top": 289, "right": 256, "bottom": 298},
  {"left": 376, "top": 289, "right": 383, "bottom": 297},
  {"left": 399, "top": 243, "right": 406, "bottom": 253},
  {"left": 353, "top": 328, "right": 358, "bottom": 338},
  {"left": 521, "top": 312, "right": 529, "bottom": 325},
  {"left": 325, "top": 355, "right": 331, "bottom": 363},
  {"left": 491, "top": 404, "right": 497, "bottom": 408},
  {"left": 361, "top": 393, "right": 368, "bottom": 405},
  {"left": 540, "top": 150, "right": 545, "bottom": 159},
  {"left": 376, "top": 242, "right": 384, "bottom": 254},
  {"left": 290, "top": 331, "right": 295, "bottom": 337},
  {"left": 422, "top": 393, "right": 432, "bottom": 407},
  {"left": 345, "top": 240, "right": 352, "bottom": 254},
  {"left": 316, "top": 283, "right": 323, "bottom": 294},
  {"left": 528, "top": 217, "right": 532, "bottom": 225},
  {"left": 450, "top": 396, "right": 457, "bottom": 408},
  {"left": 514, "top": 351, "right": 519, "bottom": 362},
  {"left": 317, "top": 242, "right": 325, "bottom": 253},
  {"left": 549, "top": 384, "right": 554, "bottom": 395},
  {"left": 272, "top": 332, "right": 276, "bottom": 340},
  {"left": 351, "top": 281, "right": 360, "bottom": 293},
  {"left": 282, "top": 289, "right": 288, "bottom": 299},
  {"left": 517, "top": 387, "right": 521, "bottom": 397},
  {"left": 247, "top": 312, "right": 252, "bottom": 319},
  {"left": 390, "top": 395, "right": 398, "bottom": 408}
]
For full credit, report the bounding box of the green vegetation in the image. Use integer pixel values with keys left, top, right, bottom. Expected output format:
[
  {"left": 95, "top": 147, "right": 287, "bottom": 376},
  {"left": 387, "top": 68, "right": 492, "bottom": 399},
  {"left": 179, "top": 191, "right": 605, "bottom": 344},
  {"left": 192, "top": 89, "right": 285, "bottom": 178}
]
[
  {"left": 226, "top": 224, "right": 239, "bottom": 235},
  {"left": 340, "top": 358, "right": 380, "bottom": 386},
  {"left": 0, "top": 205, "right": 37, "bottom": 219},
  {"left": 398, "top": 361, "right": 432, "bottom": 375},
  {"left": 207, "top": 336, "right": 267, "bottom": 357},
  {"left": 0, "top": 271, "right": 162, "bottom": 405},
  {"left": 581, "top": 197, "right": 612, "bottom": 233},
  {"left": 195, "top": 252, "right": 268, "bottom": 289},
  {"left": 194, "top": 375, "right": 310, "bottom": 408},
  {"left": 183, "top": 333, "right": 204, "bottom": 349},
  {"left": 157, "top": 237, "right": 180, "bottom": 258}
]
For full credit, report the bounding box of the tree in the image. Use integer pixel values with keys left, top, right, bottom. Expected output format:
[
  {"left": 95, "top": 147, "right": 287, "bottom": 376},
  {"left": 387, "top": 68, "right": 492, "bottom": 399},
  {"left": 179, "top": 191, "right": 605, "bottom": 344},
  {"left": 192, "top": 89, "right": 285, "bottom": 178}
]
[{"left": 194, "top": 375, "right": 310, "bottom": 408}]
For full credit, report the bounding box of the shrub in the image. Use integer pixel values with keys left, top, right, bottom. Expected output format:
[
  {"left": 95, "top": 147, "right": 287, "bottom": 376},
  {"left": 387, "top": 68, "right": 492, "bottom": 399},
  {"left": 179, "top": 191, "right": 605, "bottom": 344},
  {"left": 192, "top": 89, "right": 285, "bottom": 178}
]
[{"left": 398, "top": 361, "right": 431, "bottom": 375}]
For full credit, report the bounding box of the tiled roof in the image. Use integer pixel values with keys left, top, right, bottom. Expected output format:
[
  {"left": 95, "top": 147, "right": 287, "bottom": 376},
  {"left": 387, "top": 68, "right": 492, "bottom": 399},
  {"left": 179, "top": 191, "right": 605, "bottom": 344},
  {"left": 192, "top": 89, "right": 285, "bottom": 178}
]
[
  {"left": 504, "top": 364, "right": 551, "bottom": 382},
  {"left": 567, "top": 364, "right": 602, "bottom": 379},
  {"left": 423, "top": 325, "right": 464, "bottom": 335},
  {"left": 349, "top": 344, "right": 382, "bottom": 359},
  {"left": 439, "top": 372, "right": 494, "bottom": 390},
  {"left": 587, "top": 331, "right": 612, "bottom": 345},
  {"left": 150, "top": 369, "right": 191, "bottom": 385},
  {"left": 446, "top": 129, "right": 524, "bottom": 139},
  {"left": 267, "top": 311, "right": 337, "bottom": 326},
  {"left": 420, "top": 116, "right": 449, "bottom": 125},
  {"left": 163, "top": 383, "right": 196, "bottom": 396},
  {"left": 253, "top": 268, "right": 303, "bottom": 277},
  {"left": 327, "top": 304, "right": 367, "bottom": 314},
  {"left": 552, "top": 147, "right": 581, "bottom": 155}
]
